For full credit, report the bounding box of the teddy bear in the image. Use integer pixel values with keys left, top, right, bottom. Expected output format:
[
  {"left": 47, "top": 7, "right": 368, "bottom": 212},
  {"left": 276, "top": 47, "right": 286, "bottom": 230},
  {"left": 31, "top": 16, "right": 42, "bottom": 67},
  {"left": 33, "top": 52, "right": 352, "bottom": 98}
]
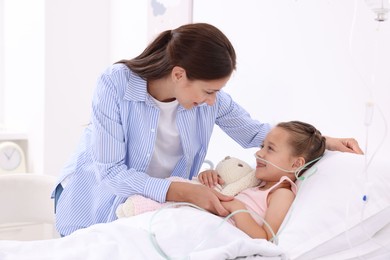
[
  {"left": 116, "top": 156, "right": 260, "bottom": 218},
  {"left": 195, "top": 155, "right": 260, "bottom": 196}
]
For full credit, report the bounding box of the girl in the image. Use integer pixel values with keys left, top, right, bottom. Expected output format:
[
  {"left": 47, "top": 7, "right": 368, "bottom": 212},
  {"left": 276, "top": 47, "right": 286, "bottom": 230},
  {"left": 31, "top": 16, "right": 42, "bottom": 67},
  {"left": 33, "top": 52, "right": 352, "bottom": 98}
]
[
  {"left": 120, "top": 121, "right": 326, "bottom": 240},
  {"left": 202, "top": 121, "right": 326, "bottom": 239}
]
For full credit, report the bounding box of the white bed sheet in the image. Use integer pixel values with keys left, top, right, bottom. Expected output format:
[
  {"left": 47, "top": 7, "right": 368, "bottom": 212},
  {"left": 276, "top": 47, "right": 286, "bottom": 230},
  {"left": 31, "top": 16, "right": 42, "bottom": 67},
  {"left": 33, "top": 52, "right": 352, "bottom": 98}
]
[
  {"left": 0, "top": 207, "right": 286, "bottom": 260},
  {"left": 316, "top": 222, "right": 390, "bottom": 260}
]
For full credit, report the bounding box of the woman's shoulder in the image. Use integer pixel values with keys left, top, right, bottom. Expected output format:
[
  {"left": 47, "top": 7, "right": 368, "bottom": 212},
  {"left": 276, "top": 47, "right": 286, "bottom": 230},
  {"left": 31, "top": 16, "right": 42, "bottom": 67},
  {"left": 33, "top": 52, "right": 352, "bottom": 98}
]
[
  {"left": 94, "top": 64, "right": 146, "bottom": 98},
  {"left": 99, "top": 64, "right": 144, "bottom": 90},
  {"left": 102, "top": 63, "right": 132, "bottom": 78}
]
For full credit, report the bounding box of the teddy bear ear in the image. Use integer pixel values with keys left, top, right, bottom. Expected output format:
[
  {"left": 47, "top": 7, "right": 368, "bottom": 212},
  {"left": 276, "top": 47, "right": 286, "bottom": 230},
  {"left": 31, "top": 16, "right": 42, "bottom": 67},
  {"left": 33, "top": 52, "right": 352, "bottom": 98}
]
[{"left": 224, "top": 156, "right": 231, "bottom": 160}]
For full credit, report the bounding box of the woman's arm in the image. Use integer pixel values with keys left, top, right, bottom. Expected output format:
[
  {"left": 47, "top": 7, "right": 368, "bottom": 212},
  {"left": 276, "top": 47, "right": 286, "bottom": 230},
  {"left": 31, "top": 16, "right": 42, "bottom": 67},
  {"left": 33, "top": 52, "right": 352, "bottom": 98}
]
[
  {"left": 215, "top": 91, "right": 272, "bottom": 149},
  {"left": 166, "top": 182, "right": 233, "bottom": 216},
  {"left": 325, "top": 136, "right": 363, "bottom": 154}
]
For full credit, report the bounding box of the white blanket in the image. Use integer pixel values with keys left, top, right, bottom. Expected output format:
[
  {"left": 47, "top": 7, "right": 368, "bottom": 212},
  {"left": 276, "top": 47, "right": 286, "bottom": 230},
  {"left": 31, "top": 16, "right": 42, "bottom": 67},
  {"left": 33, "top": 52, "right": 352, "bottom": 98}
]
[{"left": 0, "top": 207, "right": 286, "bottom": 260}]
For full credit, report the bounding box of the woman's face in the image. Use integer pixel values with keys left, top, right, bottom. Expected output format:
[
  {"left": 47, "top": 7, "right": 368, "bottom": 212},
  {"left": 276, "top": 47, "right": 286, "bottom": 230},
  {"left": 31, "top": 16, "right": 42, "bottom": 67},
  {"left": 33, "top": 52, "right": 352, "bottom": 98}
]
[
  {"left": 254, "top": 127, "right": 298, "bottom": 182},
  {"left": 173, "top": 70, "right": 230, "bottom": 109}
]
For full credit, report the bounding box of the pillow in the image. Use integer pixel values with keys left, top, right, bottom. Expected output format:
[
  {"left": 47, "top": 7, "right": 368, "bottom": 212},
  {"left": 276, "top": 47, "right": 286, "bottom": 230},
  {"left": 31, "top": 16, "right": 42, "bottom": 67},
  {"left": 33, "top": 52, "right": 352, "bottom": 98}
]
[{"left": 277, "top": 151, "right": 390, "bottom": 259}]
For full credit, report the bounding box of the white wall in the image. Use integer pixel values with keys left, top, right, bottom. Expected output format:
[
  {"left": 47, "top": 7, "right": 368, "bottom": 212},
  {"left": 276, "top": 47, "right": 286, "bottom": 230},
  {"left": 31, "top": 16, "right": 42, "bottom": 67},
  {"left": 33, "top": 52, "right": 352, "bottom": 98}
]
[
  {"left": 193, "top": 0, "right": 390, "bottom": 165},
  {"left": 2, "top": 0, "right": 45, "bottom": 131},
  {"left": 41, "top": 0, "right": 112, "bottom": 175},
  {"left": 110, "top": 0, "right": 148, "bottom": 64},
  {"left": 0, "top": 0, "right": 3, "bottom": 128},
  {"left": 1, "top": 0, "right": 45, "bottom": 171}
]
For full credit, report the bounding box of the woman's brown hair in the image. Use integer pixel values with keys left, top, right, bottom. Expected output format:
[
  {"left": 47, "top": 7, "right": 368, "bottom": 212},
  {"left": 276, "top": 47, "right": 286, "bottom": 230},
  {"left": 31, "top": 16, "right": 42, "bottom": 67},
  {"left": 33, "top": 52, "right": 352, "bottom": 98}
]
[{"left": 117, "top": 23, "right": 236, "bottom": 81}]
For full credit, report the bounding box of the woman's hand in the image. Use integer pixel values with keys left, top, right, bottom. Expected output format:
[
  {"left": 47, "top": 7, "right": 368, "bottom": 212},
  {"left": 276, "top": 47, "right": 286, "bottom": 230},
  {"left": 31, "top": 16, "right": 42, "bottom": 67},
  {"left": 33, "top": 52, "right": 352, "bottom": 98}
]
[
  {"left": 325, "top": 136, "right": 364, "bottom": 154},
  {"left": 166, "top": 181, "right": 233, "bottom": 216},
  {"left": 222, "top": 199, "right": 246, "bottom": 214},
  {"left": 197, "top": 169, "right": 225, "bottom": 188}
]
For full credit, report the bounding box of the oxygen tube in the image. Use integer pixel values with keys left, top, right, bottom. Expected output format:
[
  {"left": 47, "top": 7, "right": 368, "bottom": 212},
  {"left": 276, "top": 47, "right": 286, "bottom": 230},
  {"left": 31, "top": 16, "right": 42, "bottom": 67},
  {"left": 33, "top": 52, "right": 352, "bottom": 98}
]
[{"left": 148, "top": 156, "right": 323, "bottom": 260}]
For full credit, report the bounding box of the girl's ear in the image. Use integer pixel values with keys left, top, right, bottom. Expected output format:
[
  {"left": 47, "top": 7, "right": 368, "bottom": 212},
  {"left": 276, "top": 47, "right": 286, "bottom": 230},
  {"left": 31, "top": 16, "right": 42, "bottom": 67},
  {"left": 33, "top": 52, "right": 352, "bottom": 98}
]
[
  {"left": 171, "top": 66, "right": 186, "bottom": 82},
  {"left": 292, "top": 157, "right": 305, "bottom": 170}
]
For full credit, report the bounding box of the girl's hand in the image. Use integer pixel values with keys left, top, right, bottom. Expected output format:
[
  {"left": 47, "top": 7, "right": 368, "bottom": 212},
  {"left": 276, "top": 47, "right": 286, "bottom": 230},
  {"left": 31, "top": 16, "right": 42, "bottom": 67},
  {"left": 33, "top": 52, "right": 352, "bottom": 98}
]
[{"left": 197, "top": 170, "right": 225, "bottom": 188}]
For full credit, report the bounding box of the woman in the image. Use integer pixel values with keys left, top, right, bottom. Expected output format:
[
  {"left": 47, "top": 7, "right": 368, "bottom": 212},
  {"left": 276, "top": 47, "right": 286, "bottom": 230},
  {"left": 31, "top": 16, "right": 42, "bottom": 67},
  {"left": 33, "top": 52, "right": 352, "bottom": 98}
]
[{"left": 53, "top": 23, "right": 362, "bottom": 236}]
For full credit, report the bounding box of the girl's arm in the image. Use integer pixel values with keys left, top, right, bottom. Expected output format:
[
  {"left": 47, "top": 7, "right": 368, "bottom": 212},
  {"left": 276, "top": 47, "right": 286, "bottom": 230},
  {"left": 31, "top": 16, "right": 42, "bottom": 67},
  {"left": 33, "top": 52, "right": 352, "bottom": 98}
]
[
  {"left": 223, "top": 199, "right": 269, "bottom": 239},
  {"left": 223, "top": 188, "right": 295, "bottom": 240},
  {"left": 262, "top": 188, "right": 295, "bottom": 239}
]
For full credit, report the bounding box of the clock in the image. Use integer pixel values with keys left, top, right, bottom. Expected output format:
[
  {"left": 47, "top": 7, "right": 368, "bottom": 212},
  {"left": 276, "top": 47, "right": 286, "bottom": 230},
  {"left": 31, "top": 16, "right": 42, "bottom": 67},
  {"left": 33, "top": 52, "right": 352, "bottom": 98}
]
[{"left": 0, "top": 141, "right": 27, "bottom": 174}]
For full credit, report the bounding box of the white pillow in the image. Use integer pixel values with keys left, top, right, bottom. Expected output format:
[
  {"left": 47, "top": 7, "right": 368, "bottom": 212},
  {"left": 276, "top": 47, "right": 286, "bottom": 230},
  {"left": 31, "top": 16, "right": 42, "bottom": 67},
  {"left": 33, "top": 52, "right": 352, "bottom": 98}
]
[{"left": 277, "top": 151, "right": 390, "bottom": 259}]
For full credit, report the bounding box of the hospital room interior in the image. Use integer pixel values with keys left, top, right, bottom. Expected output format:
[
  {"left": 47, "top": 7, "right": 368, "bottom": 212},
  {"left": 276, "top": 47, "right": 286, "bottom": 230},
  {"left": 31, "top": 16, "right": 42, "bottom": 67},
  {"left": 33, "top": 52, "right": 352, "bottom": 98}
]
[{"left": 0, "top": 0, "right": 389, "bottom": 259}]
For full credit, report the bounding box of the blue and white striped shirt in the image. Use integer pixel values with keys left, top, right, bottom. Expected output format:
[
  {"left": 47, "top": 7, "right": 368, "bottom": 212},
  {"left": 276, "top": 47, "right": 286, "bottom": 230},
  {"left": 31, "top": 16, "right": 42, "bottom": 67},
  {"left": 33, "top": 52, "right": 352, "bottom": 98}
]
[{"left": 54, "top": 63, "right": 271, "bottom": 235}]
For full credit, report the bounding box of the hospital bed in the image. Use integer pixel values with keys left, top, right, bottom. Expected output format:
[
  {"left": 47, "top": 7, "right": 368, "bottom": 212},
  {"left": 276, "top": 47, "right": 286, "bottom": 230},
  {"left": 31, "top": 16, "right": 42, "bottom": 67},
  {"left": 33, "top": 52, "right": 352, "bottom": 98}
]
[{"left": 0, "top": 151, "right": 389, "bottom": 259}]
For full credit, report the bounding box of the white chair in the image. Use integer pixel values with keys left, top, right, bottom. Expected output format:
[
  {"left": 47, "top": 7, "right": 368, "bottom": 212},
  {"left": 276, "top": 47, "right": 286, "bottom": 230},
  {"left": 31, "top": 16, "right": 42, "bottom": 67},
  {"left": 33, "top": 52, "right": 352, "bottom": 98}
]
[{"left": 0, "top": 173, "right": 59, "bottom": 240}]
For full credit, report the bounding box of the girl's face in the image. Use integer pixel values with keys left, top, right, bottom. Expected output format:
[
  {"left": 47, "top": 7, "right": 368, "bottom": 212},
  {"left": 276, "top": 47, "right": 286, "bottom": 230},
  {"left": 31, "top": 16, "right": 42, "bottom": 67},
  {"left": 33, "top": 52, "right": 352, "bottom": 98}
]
[
  {"left": 173, "top": 68, "right": 230, "bottom": 109},
  {"left": 254, "top": 127, "right": 300, "bottom": 182}
]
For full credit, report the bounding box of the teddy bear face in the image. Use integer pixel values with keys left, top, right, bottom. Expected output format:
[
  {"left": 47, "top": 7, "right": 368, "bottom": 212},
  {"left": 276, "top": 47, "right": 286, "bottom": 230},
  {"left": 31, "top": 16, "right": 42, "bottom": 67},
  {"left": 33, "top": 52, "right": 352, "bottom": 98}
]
[{"left": 215, "top": 156, "right": 254, "bottom": 184}]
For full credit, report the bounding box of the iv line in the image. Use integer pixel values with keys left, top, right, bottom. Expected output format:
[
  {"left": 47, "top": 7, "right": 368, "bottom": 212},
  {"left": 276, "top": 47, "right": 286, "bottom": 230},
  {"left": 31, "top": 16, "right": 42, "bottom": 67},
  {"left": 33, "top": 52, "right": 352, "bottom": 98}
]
[
  {"left": 147, "top": 156, "right": 324, "bottom": 259},
  {"left": 148, "top": 202, "right": 205, "bottom": 260},
  {"left": 343, "top": 1, "right": 389, "bottom": 257},
  {"left": 147, "top": 203, "right": 279, "bottom": 260}
]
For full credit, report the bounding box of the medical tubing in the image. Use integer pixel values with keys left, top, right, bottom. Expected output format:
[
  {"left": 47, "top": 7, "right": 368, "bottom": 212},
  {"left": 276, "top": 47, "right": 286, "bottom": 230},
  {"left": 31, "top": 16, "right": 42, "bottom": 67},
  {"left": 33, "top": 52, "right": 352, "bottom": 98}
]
[
  {"left": 293, "top": 157, "right": 322, "bottom": 180},
  {"left": 363, "top": 104, "right": 388, "bottom": 175},
  {"left": 148, "top": 202, "right": 208, "bottom": 260},
  {"left": 197, "top": 157, "right": 324, "bottom": 249},
  {"left": 276, "top": 164, "right": 319, "bottom": 237},
  {"left": 345, "top": 103, "right": 389, "bottom": 254},
  {"left": 347, "top": 0, "right": 375, "bottom": 100},
  {"left": 148, "top": 157, "right": 323, "bottom": 259},
  {"left": 197, "top": 156, "right": 323, "bottom": 247},
  {"left": 194, "top": 208, "right": 279, "bottom": 252},
  {"left": 202, "top": 159, "right": 214, "bottom": 170},
  {"left": 148, "top": 203, "right": 279, "bottom": 260},
  {"left": 255, "top": 154, "right": 322, "bottom": 180},
  {"left": 343, "top": 1, "right": 389, "bottom": 254},
  {"left": 250, "top": 156, "right": 322, "bottom": 237},
  {"left": 254, "top": 155, "right": 294, "bottom": 173}
]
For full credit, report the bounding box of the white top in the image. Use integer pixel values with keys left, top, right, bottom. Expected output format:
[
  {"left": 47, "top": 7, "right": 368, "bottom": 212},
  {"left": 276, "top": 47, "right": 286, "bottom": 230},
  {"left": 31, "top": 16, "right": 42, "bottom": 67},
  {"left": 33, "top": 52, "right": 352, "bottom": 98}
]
[{"left": 146, "top": 96, "right": 183, "bottom": 178}]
